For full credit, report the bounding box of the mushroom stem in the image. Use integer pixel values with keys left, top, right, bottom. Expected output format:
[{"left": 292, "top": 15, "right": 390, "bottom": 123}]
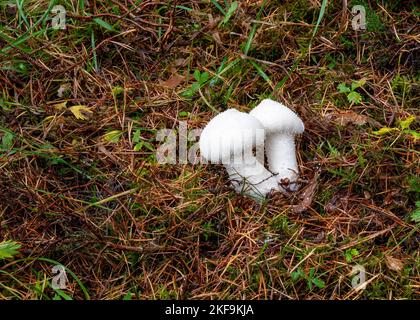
[
  {"left": 266, "top": 133, "right": 299, "bottom": 184},
  {"left": 224, "top": 155, "right": 279, "bottom": 200}
]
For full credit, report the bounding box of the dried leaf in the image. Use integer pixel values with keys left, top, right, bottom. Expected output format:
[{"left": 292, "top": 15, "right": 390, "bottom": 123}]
[
  {"left": 212, "top": 31, "right": 222, "bottom": 44},
  {"left": 385, "top": 255, "right": 403, "bottom": 272},
  {"left": 325, "top": 111, "right": 368, "bottom": 126},
  {"left": 174, "top": 58, "right": 186, "bottom": 67},
  {"left": 325, "top": 191, "right": 349, "bottom": 213},
  {"left": 69, "top": 105, "right": 93, "bottom": 120},
  {"left": 291, "top": 174, "right": 319, "bottom": 214},
  {"left": 160, "top": 74, "right": 184, "bottom": 88}
]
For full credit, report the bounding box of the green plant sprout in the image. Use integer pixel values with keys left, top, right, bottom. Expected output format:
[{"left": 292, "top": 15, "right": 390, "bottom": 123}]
[
  {"left": 291, "top": 267, "right": 326, "bottom": 290},
  {"left": 410, "top": 202, "right": 420, "bottom": 223},
  {"left": 0, "top": 240, "right": 21, "bottom": 260},
  {"left": 345, "top": 248, "right": 359, "bottom": 263},
  {"left": 337, "top": 79, "right": 366, "bottom": 104},
  {"left": 182, "top": 70, "right": 210, "bottom": 98}
]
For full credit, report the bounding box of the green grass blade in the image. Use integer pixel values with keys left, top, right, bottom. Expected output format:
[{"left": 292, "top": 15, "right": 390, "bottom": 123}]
[
  {"left": 176, "top": 5, "right": 193, "bottom": 12},
  {"left": 221, "top": 1, "right": 238, "bottom": 25},
  {"left": 0, "top": 0, "right": 58, "bottom": 54},
  {"left": 243, "top": 0, "right": 267, "bottom": 55},
  {"left": 271, "top": 52, "right": 306, "bottom": 94},
  {"left": 16, "top": 0, "right": 30, "bottom": 29},
  {"left": 249, "top": 60, "right": 272, "bottom": 86},
  {"left": 93, "top": 18, "right": 114, "bottom": 31},
  {"left": 78, "top": 0, "right": 85, "bottom": 12},
  {"left": 211, "top": 0, "right": 227, "bottom": 15},
  {"left": 312, "top": 0, "right": 328, "bottom": 38}
]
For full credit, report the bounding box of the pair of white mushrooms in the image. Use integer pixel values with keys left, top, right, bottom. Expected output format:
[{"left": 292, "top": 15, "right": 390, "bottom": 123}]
[{"left": 199, "top": 99, "right": 304, "bottom": 200}]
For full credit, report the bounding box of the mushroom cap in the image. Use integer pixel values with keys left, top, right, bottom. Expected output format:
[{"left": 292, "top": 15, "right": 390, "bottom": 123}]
[
  {"left": 249, "top": 99, "right": 304, "bottom": 135},
  {"left": 199, "top": 109, "right": 265, "bottom": 163}
]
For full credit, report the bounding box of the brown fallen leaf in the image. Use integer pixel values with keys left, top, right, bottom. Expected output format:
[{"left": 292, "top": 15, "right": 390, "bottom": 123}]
[
  {"left": 160, "top": 74, "right": 184, "bottom": 88},
  {"left": 325, "top": 192, "right": 349, "bottom": 213},
  {"left": 291, "top": 173, "right": 319, "bottom": 214},
  {"left": 173, "top": 58, "right": 187, "bottom": 67},
  {"left": 385, "top": 255, "right": 404, "bottom": 272},
  {"left": 325, "top": 111, "right": 368, "bottom": 126},
  {"left": 212, "top": 31, "right": 222, "bottom": 44}
]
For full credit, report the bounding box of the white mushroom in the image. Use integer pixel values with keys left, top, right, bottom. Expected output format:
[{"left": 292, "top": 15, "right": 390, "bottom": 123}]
[
  {"left": 249, "top": 99, "right": 304, "bottom": 191},
  {"left": 199, "top": 109, "right": 279, "bottom": 200}
]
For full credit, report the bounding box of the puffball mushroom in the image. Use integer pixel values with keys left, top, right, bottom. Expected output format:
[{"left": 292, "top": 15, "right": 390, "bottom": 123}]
[
  {"left": 249, "top": 99, "right": 304, "bottom": 191},
  {"left": 199, "top": 109, "right": 279, "bottom": 200}
]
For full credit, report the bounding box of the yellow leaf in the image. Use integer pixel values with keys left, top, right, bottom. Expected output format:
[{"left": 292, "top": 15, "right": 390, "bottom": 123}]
[
  {"left": 398, "top": 115, "right": 416, "bottom": 130},
  {"left": 53, "top": 101, "right": 67, "bottom": 110},
  {"left": 372, "top": 127, "right": 399, "bottom": 135},
  {"left": 69, "top": 105, "right": 93, "bottom": 120},
  {"left": 103, "top": 130, "right": 123, "bottom": 143},
  {"left": 43, "top": 115, "right": 56, "bottom": 123}
]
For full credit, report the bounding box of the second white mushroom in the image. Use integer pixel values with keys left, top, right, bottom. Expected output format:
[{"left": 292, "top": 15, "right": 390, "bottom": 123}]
[{"left": 249, "top": 99, "right": 305, "bottom": 191}]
